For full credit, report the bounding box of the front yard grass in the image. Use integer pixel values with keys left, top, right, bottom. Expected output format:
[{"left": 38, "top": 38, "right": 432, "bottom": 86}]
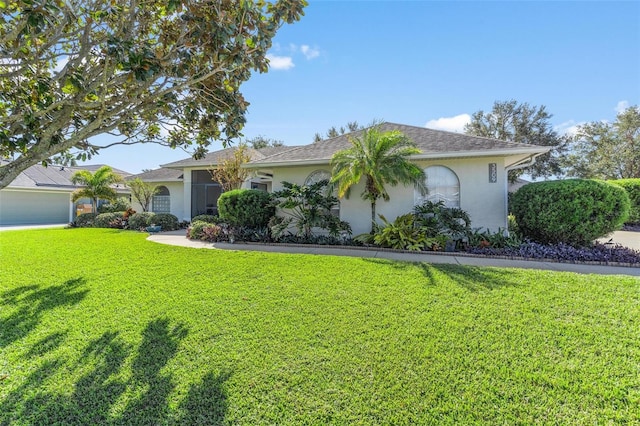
[{"left": 0, "top": 228, "right": 638, "bottom": 424}]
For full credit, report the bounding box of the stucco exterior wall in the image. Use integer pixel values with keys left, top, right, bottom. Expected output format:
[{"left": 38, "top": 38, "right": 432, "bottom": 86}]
[
  {"left": 270, "top": 157, "right": 508, "bottom": 236},
  {"left": 0, "top": 189, "right": 71, "bottom": 225}
]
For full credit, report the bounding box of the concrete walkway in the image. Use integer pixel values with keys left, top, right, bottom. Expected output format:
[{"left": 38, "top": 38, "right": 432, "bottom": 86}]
[{"left": 149, "top": 231, "right": 640, "bottom": 277}]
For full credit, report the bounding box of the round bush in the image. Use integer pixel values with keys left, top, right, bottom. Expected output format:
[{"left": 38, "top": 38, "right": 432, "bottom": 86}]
[
  {"left": 94, "top": 212, "right": 125, "bottom": 228},
  {"left": 511, "top": 179, "right": 630, "bottom": 246},
  {"left": 187, "top": 220, "right": 227, "bottom": 241},
  {"left": 217, "top": 189, "right": 274, "bottom": 228},
  {"left": 152, "top": 213, "right": 179, "bottom": 231},
  {"left": 609, "top": 178, "right": 640, "bottom": 225},
  {"left": 191, "top": 214, "right": 220, "bottom": 224},
  {"left": 74, "top": 213, "right": 97, "bottom": 228},
  {"left": 128, "top": 212, "right": 156, "bottom": 230}
]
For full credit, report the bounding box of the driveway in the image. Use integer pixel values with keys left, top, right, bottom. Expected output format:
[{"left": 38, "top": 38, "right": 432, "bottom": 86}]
[{"left": 598, "top": 231, "right": 639, "bottom": 251}]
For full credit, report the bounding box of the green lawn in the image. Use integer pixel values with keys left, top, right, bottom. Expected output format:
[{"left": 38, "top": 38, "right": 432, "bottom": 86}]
[{"left": 1, "top": 228, "right": 638, "bottom": 424}]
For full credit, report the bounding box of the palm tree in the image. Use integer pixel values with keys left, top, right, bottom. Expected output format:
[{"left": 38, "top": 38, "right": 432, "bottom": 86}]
[
  {"left": 331, "top": 125, "right": 427, "bottom": 233},
  {"left": 71, "top": 166, "right": 124, "bottom": 213}
]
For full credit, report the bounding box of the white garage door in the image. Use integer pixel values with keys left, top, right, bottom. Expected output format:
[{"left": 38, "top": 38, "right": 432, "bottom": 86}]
[{"left": 0, "top": 190, "right": 70, "bottom": 225}]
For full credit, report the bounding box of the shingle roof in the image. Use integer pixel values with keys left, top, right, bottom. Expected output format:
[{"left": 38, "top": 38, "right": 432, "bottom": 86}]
[
  {"left": 160, "top": 145, "right": 299, "bottom": 169},
  {"left": 246, "top": 122, "right": 551, "bottom": 167},
  {"left": 2, "top": 161, "right": 131, "bottom": 189},
  {"left": 126, "top": 168, "right": 184, "bottom": 182}
]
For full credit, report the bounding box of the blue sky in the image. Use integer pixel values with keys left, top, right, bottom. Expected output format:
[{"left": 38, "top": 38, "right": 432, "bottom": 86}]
[{"left": 86, "top": 1, "right": 640, "bottom": 174}]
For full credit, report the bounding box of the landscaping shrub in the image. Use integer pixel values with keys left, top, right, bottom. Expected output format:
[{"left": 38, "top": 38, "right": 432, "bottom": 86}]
[
  {"left": 74, "top": 213, "right": 97, "bottom": 228},
  {"left": 413, "top": 201, "right": 471, "bottom": 240},
  {"left": 97, "top": 197, "right": 131, "bottom": 213},
  {"left": 271, "top": 180, "right": 351, "bottom": 239},
  {"left": 218, "top": 189, "right": 274, "bottom": 228},
  {"left": 94, "top": 212, "right": 125, "bottom": 228},
  {"left": 128, "top": 212, "right": 155, "bottom": 230},
  {"left": 152, "top": 213, "right": 179, "bottom": 231},
  {"left": 191, "top": 214, "right": 220, "bottom": 224},
  {"left": 187, "top": 220, "right": 229, "bottom": 241},
  {"left": 511, "top": 179, "right": 630, "bottom": 246},
  {"left": 468, "top": 241, "right": 640, "bottom": 265},
  {"left": 609, "top": 178, "right": 640, "bottom": 225}
]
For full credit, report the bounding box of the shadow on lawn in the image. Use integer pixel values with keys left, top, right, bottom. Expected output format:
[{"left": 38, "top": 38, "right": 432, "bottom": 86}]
[
  {"left": 363, "top": 259, "right": 524, "bottom": 291},
  {"left": 0, "top": 318, "right": 231, "bottom": 425},
  {"left": 0, "top": 277, "right": 89, "bottom": 348}
]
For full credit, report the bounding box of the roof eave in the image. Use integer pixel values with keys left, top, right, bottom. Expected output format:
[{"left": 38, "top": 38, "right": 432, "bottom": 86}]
[{"left": 246, "top": 146, "right": 552, "bottom": 168}]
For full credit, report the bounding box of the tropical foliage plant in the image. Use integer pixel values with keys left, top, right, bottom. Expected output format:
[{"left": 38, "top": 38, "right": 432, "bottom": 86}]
[
  {"left": 271, "top": 180, "right": 351, "bottom": 238},
  {"left": 330, "top": 125, "right": 426, "bottom": 233},
  {"left": 71, "top": 166, "right": 124, "bottom": 213}
]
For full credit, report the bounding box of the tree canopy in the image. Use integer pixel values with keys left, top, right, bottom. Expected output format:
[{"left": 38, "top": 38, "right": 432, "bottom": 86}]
[
  {"left": 209, "top": 144, "right": 252, "bottom": 191},
  {"left": 464, "top": 100, "right": 568, "bottom": 180},
  {"left": 564, "top": 106, "right": 640, "bottom": 179},
  {"left": 246, "top": 135, "right": 284, "bottom": 149},
  {"left": 313, "top": 121, "right": 362, "bottom": 142},
  {"left": 127, "top": 177, "right": 158, "bottom": 212},
  {"left": 0, "top": 0, "right": 307, "bottom": 189}
]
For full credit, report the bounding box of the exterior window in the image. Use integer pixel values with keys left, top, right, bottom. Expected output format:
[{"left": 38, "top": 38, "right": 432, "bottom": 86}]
[
  {"left": 415, "top": 166, "right": 460, "bottom": 208},
  {"left": 304, "top": 170, "right": 339, "bottom": 217},
  {"left": 304, "top": 170, "right": 331, "bottom": 186},
  {"left": 152, "top": 186, "right": 171, "bottom": 213},
  {"left": 251, "top": 182, "right": 268, "bottom": 191}
]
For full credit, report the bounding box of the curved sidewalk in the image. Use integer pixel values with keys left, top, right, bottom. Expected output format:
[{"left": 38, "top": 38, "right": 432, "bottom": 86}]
[{"left": 148, "top": 232, "right": 640, "bottom": 277}]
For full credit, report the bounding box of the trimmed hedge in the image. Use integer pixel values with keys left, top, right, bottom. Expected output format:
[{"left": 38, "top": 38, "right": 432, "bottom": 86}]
[
  {"left": 94, "top": 212, "right": 125, "bottom": 228},
  {"left": 74, "top": 213, "right": 97, "bottom": 228},
  {"left": 609, "top": 178, "right": 640, "bottom": 225},
  {"left": 217, "top": 189, "right": 274, "bottom": 228},
  {"left": 191, "top": 214, "right": 220, "bottom": 224},
  {"left": 511, "top": 179, "right": 630, "bottom": 246},
  {"left": 128, "top": 212, "right": 155, "bottom": 230},
  {"left": 152, "top": 213, "right": 179, "bottom": 231}
]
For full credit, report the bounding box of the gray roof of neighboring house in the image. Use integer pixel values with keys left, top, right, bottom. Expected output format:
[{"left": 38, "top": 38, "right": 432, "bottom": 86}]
[
  {"left": 2, "top": 161, "right": 131, "bottom": 190},
  {"left": 160, "top": 145, "right": 299, "bottom": 169},
  {"left": 245, "top": 122, "right": 551, "bottom": 167},
  {"left": 126, "top": 168, "right": 184, "bottom": 182}
]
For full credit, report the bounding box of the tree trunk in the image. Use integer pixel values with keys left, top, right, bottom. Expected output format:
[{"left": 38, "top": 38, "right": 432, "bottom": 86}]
[{"left": 370, "top": 200, "right": 376, "bottom": 234}]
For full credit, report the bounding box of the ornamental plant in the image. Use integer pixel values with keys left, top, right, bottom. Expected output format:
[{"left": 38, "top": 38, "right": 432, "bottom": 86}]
[
  {"left": 511, "top": 179, "right": 630, "bottom": 246},
  {"left": 609, "top": 178, "right": 640, "bottom": 225},
  {"left": 217, "top": 189, "right": 274, "bottom": 228}
]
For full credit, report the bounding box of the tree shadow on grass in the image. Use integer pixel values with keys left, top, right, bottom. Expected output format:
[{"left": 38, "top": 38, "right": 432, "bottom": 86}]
[
  {"left": 0, "top": 317, "right": 231, "bottom": 425},
  {"left": 115, "top": 318, "right": 189, "bottom": 424},
  {"left": 0, "top": 278, "right": 89, "bottom": 348},
  {"left": 420, "top": 263, "right": 526, "bottom": 291},
  {"left": 177, "top": 369, "right": 233, "bottom": 425},
  {"left": 362, "top": 258, "right": 525, "bottom": 291}
]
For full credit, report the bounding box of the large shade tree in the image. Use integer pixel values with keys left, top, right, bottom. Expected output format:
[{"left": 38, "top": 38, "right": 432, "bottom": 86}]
[
  {"left": 464, "top": 100, "right": 568, "bottom": 181},
  {"left": 71, "top": 165, "right": 124, "bottom": 213},
  {"left": 564, "top": 106, "right": 640, "bottom": 179},
  {"left": 330, "top": 125, "right": 427, "bottom": 233},
  {"left": 0, "top": 0, "right": 307, "bottom": 189}
]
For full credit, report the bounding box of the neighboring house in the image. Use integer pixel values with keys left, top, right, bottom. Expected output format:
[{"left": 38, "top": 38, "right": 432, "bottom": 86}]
[
  {"left": 0, "top": 161, "right": 131, "bottom": 226},
  {"left": 133, "top": 123, "right": 550, "bottom": 234}
]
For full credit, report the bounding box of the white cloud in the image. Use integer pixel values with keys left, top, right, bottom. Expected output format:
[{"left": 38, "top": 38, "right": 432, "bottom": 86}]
[
  {"left": 266, "top": 54, "right": 295, "bottom": 71},
  {"left": 425, "top": 114, "right": 471, "bottom": 133},
  {"left": 615, "top": 100, "right": 629, "bottom": 114},
  {"left": 554, "top": 120, "right": 583, "bottom": 137},
  {"left": 300, "top": 45, "right": 320, "bottom": 60}
]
